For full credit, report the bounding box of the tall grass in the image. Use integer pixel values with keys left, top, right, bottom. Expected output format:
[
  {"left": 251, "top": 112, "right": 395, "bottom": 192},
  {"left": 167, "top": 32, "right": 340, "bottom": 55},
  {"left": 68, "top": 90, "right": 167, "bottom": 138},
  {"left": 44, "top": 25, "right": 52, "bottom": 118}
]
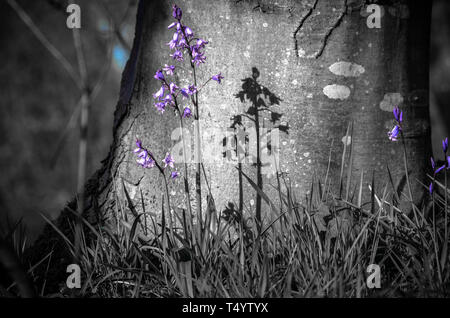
[
  {"left": 11, "top": 139, "right": 446, "bottom": 298},
  {"left": 3, "top": 123, "right": 450, "bottom": 298}
]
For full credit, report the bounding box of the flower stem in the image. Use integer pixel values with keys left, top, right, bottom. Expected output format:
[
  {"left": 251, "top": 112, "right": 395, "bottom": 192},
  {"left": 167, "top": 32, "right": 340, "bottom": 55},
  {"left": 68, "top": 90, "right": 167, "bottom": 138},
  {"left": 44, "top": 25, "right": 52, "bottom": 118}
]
[
  {"left": 399, "top": 131, "right": 420, "bottom": 227},
  {"left": 445, "top": 170, "right": 448, "bottom": 240},
  {"left": 179, "top": 20, "right": 203, "bottom": 227},
  {"left": 178, "top": 116, "right": 194, "bottom": 226}
]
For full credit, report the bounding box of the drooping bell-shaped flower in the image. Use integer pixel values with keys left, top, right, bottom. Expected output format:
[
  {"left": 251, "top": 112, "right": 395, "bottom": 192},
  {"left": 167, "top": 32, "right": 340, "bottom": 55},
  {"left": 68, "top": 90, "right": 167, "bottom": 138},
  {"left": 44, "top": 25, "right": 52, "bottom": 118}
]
[
  {"left": 393, "top": 106, "right": 403, "bottom": 124},
  {"left": 163, "top": 64, "right": 175, "bottom": 75},
  {"left": 169, "top": 82, "right": 178, "bottom": 94},
  {"left": 153, "top": 86, "right": 165, "bottom": 100},
  {"left": 172, "top": 4, "right": 182, "bottom": 20},
  {"left": 436, "top": 165, "right": 446, "bottom": 174},
  {"left": 184, "top": 26, "right": 194, "bottom": 38},
  {"left": 155, "top": 102, "right": 166, "bottom": 113},
  {"left": 212, "top": 72, "right": 224, "bottom": 84},
  {"left": 183, "top": 106, "right": 191, "bottom": 118},
  {"left": 187, "top": 85, "right": 197, "bottom": 95},
  {"left": 154, "top": 69, "right": 165, "bottom": 81},
  {"left": 170, "top": 50, "right": 183, "bottom": 61},
  {"left": 163, "top": 153, "right": 175, "bottom": 168},
  {"left": 388, "top": 125, "right": 400, "bottom": 141}
]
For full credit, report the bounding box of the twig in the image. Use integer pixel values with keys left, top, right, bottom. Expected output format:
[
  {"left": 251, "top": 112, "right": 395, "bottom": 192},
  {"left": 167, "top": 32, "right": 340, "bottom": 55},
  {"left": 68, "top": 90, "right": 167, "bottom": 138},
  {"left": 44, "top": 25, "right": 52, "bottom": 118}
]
[
  {"left": 71, "top": 7, "right": 89, "bottom": 264},
  {"left": 50, "top": 5, "right": 115, "bottom": 168},
  {"left": 6, "top": 0, "right": 82, "bottom": 89}
]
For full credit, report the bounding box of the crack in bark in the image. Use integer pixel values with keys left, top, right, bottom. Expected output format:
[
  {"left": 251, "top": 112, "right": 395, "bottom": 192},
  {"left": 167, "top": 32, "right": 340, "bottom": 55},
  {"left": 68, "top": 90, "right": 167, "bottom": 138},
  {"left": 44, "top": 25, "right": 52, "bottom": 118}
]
[
  {"left": 294, "top": 0, "right": 349, "bottom": 60},
  {"left": 293, "top": 0, "right": 319, "bottom": 60}
]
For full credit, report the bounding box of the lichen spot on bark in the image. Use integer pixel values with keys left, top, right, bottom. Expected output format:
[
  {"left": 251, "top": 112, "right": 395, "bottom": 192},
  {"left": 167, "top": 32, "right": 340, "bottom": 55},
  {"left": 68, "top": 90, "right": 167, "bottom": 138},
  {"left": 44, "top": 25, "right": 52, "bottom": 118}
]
[
  {"left": 379, "top": 93, "right": 404, "bottom": 112},
  {"left": 323, "top": 84, "right": 351, "bottom": 100},
  {"left": 329, "top": 62, "right": 365, "bottom": 77}
]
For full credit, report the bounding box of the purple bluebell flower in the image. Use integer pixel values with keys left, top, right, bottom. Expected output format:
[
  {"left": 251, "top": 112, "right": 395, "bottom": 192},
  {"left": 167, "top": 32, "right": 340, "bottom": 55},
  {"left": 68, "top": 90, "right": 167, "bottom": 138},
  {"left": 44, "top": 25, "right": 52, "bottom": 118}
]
[
  {"left": 429, "top": 182, "right": 434, "bottom": 194},
  {"left": 212, "top": 72, "right": 224, "bottom": 84},
  {"left": 443, "top": 137, "right": 448, "bottom": 154},
  {"left": 163, "top": 64, "right": 175, "bottom": 75},
  {"left": 187, "top": 85, "right": 197, "bottom": 95},
  {"left": 170, "top": 50, "right": 183, "bottom": 61},
  {"left": 163, "top": 153, "right": 175, "bottom": 168},
  {"left": 393, "top": 106, "right": 403, "bottom": 124},
  {"left": 172, "top": 4, "right": 182, "bottom": 20},
  {"left": 155, "top": 102, "right": 166, "bottom": 113},
  {"left": 180, "top": 88, "right": 190, "bottom": 98},
  {"left": 164, "top": 94, "right": 174, "bottom": 106},
  {"left": 168, "top": 22, "right": 180, "bottom": 30},
  {"left": 431, "top": 156, "right": 445, "bottom": 174},
  {"left": 191, "top": 47, "right": 206, "bottom": 65},
  {"left": 388, "top": 125, "right": 401, "bottom": 141},
  {"left": 184, "top": 26, "right": 194, "bottom": 38},
  {"left": 177, "top": 36, "right": 187, "bottom": 49},
  {"left": 168, "top": 31, "right": 181, "bottom": 50},
  {"left": 447, "top": 156, "right": 450, "bottom": 169},
  {"left": 183, "top": 106, "right": 191, "bottom": 118},
  {"left": 153, "top": 86, "right": 165, "bottom": 100},
  {"left": 172, "top": 31, "right": 180, "bottom": 43},
  {"left": 146, "top": 159, "right": 155, "bottom": 168},
  {"left": 136, "top": 148, "right": 146, "bottom": 159},
  {"left": 140, "top": 156, "right": 155, "bottom": 169},
  {"left": 168, "top": 39, "right": 177, "bottom": 50},
  {"left": 133, "top": 139, "right": 155, "bottom": 168},
  {"left": 436, "top": 165, "right": 446, "bottom": 174},
  {"left": 154, "top": 69, "right": 165, "bottom": 81},
  {"left": 171, "top": 171, "right": 179, "bottom": 179},
  {"left": 196, "top": 39, "right": 208, "bottom": 48},
  {"left": 169, "top": 82, "right": 178, "bottom": 94},
  {"left": 167, "top": 41, "right": 176, "bottom": 50},
  {"left": 135, "top": 139, "right": 142, "bottom": 150}
]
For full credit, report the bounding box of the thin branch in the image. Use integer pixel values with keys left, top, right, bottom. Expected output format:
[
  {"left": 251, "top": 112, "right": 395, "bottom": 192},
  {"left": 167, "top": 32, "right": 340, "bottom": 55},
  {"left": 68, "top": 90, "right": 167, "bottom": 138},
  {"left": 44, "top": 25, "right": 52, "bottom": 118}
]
[
  {"left": 6, "top": 0, "right": 82, "bottom": 89},
  {"left": 99, "top": 0, "right": 132, "bottom": 52},
  {"left": 71, "top": 1, "right": 89, "bottom": 264},
  {"left": 50, "top": 5, "right": 115, "bottom": 168}
]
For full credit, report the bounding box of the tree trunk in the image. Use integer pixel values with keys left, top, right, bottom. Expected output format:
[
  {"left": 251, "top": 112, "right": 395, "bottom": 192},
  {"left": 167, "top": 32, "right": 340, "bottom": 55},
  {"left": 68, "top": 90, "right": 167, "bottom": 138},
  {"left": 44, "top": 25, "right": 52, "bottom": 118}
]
[
  {"left": 95, "top": 0, "right": 431, "bottom": 220},
  {"left": 28, "top": 0, "right": 432, "bottom": 292}
]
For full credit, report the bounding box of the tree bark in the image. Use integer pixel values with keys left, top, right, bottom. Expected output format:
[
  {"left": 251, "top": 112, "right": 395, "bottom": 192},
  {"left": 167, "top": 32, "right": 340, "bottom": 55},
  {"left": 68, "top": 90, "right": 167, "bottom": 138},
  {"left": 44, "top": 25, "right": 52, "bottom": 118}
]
[
  {"left": 28, "top": 0, "right": 432, "bottom": 292},
  {"left": 94, "top": 0, "right": 431, "bottom": 220}
]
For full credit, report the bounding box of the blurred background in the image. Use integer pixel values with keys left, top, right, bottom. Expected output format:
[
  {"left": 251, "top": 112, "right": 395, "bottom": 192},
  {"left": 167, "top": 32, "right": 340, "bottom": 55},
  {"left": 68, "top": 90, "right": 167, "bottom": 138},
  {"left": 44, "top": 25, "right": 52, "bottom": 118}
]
[
  {"left": 0, "top": 0, "right": 448, "bottom": 242},
  {"left": 0, "top": 0, "right": 137, "bottom": 241}
]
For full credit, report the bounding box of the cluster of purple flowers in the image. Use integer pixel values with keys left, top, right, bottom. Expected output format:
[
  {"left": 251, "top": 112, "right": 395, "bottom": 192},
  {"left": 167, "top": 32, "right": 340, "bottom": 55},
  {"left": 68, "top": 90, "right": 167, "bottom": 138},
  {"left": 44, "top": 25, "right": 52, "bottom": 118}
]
[
  {"left": 387, "top": 107, "right": 450, "bottom": 194},
  {"left": 134, "top": 139, "right": 155, "bottom": 169},
  {"left": 429, "top": 137, "right": 450, "bottom": 194},
  {"left": 152, "top": 4, "right": 223, "bottom": 115},
  {"left": 388, "top": 107, "right": 403, "bottom": 141},
  {"left": 152, "top": 69, "right": 196, "bottom": 115},
  {"left": 167, "top": 5, "right": 208, "bottom": 66},
  {"left": 133, "top": 139, "right": 178, "bottom": 179},
  {"left": 134, "top": 4, "right": 224, "bottom": 178}
]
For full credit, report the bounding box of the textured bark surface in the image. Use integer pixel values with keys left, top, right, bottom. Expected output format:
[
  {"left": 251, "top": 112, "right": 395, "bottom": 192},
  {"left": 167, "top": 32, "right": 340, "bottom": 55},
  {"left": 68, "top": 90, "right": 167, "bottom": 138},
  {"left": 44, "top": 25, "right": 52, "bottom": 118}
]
[{"left": 94, "top": 0, "right": 431, "bottom": 221}]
